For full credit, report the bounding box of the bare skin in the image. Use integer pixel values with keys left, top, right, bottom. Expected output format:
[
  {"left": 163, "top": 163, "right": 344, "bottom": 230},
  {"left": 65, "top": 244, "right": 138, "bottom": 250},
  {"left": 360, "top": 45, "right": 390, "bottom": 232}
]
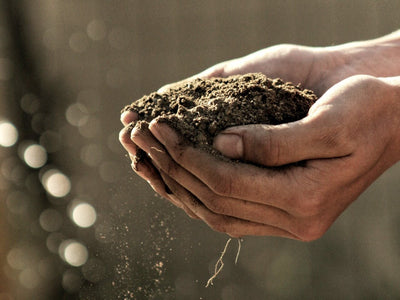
[{"left": 120, "top": 31, "right": 400, "bottom": 241}]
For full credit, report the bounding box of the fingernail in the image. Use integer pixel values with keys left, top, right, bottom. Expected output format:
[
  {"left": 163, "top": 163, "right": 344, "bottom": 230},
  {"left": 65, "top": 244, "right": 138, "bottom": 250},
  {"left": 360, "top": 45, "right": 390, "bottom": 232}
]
[
  {"left": 121, "top": 110, "right": 136, "bottom": 126},
  {"left": 213, "top": 133, "right": 243, "bottom": 158}
]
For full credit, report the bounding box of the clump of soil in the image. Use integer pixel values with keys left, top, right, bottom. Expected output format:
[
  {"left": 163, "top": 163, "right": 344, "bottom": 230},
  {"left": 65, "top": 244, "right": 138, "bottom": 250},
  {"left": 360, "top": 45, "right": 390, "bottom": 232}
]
[{"left": 122, "top": 73, "right": 317, "bottom": 154}]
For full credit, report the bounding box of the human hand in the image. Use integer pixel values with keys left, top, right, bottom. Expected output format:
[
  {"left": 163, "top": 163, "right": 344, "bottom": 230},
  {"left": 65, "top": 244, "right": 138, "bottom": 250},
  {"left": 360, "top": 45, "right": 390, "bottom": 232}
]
[
  {"left": 132, "top": 75, "right": 400, "bottom": 240},
  {"left": 120, "top": 43, "right": 323, "bottom": 217},
  {"left": 120, "top": 32, "right": 400, "bottom": 237},
  {"left": 120, "top": 43, "right": 339, "bottom": 214}
]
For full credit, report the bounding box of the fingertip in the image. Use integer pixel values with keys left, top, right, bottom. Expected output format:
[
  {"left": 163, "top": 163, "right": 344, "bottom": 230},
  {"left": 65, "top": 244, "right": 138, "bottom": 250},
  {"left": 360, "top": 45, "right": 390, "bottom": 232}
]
[
  {"left": 119, "top": 125, "right": 132, "bottom": 145},
  {"left": 148, "top": 119, "right": 175, "bottom": 143},
  {"left": 130, "top": 120, "right": 149, "bottom": 141},
  {"left": 119, "top": 124, "right": 138, "bottom": 155},
  {"left": 121, "top": 110, "right": 138, "bottom": 126}
]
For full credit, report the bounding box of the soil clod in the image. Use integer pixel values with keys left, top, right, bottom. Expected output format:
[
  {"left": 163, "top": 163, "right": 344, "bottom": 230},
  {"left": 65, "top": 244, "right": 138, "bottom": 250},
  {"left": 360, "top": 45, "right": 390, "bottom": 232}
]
[{"left": 122, "top": 73, "right": 317, "bottom": 155}]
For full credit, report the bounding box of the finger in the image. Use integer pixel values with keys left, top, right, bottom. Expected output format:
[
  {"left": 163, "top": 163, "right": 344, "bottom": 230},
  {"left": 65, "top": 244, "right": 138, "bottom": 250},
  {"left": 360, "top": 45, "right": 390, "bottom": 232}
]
[
  {"left": 119, "top": 123, "right": 139, "bottom": 156},
  {"left": 131, "top": 153, "right": 171, "bottom": 200},
  {"left": 148, "top": 121, "right": 306, "bottom": 212},
  {"left": 130, "top": 121, "right": 165, "bottom": 157},
  {"left": 129, "top": 120, "right": 196, "bottom": 213},
  {"left": 158, "top": 171, "right": 199, "bottom": 219},
  {"left": 130, "top": 123, "right": 200, "bottom": 219},
  {"left": 155, "top": 148, "right": 336, "bottom": 241},
  {"left": 148, "top": 145, "right": 299, "bottom": 234},
  {"left": 160, "top": 170, "right": 297, "bottom": 239},
  {"left": 132, "top": 152, "right": 189, "bottom": 211},
  {"left": 120, "top": 110, "right": 138, "bottom": 126},
  {"left": 122, "top": 122, "right": 188, "bottom": 211},
  {"left": 213, "top": 109, "right": 353, "bottom": 166}
]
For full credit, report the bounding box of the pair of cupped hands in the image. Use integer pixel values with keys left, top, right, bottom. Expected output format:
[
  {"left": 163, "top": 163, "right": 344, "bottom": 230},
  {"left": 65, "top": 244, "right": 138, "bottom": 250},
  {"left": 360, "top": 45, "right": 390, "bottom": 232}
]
[{"left": 120, "top": 41, "right": 400, "bottom": 241}]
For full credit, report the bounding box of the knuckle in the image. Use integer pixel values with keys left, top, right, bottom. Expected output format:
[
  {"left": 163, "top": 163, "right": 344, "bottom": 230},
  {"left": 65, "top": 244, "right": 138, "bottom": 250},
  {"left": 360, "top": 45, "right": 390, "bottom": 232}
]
[
  {"left": 311, "top": 109, "right": 354, "bottom": 155},
  {"left": 203, "top": 196, "right": 230, "bottom": 215},
  {"left": 209, "top": 176, "right": 233, "bottom": 196},
  {"left": 320, "top": 128, "right": 340, "bottom": 149},
  {"left": 322, "top": 126, "right": 353, "bottom": 153},
  {"left": 257, "top": 129, "right": 282, "bottom": 166},
  {"left": 208, "top": 166, "right": 235, "bottom": 196}
]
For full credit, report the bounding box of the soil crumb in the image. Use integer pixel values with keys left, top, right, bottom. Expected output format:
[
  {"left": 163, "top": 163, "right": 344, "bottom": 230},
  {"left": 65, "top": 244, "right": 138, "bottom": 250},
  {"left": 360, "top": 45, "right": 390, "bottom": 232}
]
[{"left": 122, "top": 73, "right": 317, "bottom": 154}]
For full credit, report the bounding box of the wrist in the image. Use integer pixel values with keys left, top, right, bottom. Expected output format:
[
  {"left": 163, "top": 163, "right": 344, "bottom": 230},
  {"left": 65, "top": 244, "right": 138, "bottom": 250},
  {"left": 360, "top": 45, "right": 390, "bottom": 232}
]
[
  {"left": 379, "top": 76, "right": 400, "bottom": 163},
  {"left": 328, "top": 30, "right": 400, "bottom": 77}
]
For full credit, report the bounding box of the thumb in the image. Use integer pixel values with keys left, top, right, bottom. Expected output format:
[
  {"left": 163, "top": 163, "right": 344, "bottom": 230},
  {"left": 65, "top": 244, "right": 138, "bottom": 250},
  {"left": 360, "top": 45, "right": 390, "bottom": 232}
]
[{"left": 213, "top": 116, "right": 352, "bottom": 166}]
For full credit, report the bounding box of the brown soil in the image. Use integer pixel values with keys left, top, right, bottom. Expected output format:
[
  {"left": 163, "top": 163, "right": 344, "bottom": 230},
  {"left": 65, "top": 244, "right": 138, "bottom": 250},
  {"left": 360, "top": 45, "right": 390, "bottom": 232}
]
[{"left": 122, "top": 73, "right": 317, "bottom": 156}]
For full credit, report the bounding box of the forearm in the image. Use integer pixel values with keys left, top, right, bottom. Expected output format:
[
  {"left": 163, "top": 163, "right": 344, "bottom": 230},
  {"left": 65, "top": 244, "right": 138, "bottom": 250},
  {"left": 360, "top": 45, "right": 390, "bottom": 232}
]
[
  {"left": 330, "top": 30, "right": 400, "bottom": 77},
  {"left": 380, "top": 75, "right": 400, "bottom": 162}
]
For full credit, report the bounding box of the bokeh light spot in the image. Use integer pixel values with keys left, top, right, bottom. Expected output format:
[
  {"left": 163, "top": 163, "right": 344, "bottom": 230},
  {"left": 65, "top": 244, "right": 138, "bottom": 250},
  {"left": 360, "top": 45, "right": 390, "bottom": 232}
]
[
  {"left": 6, "top": 191, "right": 29, "bottom": 215},
  {"left": 62, "top": 269, "right": 84, "bottom": 293},
  {"left": 46, "top": 232, "right": 65, "bottom": 254},
  {"left": 78, "top": 116, "right": 101, "bottom": 138},
  {"left": 7, "top": 248, "right": 28, "bottom": 270},
  {"left": 42, "top": 169, "right": 71, "bottom": 198},
  {"left": 87, "top": 19, "right": 107, "bottom": 41},
  {"left": 19, "top": 268, "right": 40, "bottom": 289},
  {"left": 23, "top": 144, "right": 47, "bottom": 168},
  {"left": 59, "top": 240, "right": 88, "bottom": 267},
  {"left": 39, "top": 130, "right": 62, "bottom": 153},
  {"left": 20, "top": 93, "right": 40, "bottom": 114},
  {"left": 39, "top": 208, "right": 63, "bottom": 232},
  {"left": 0, "top": 121, "right": 18, "bottom": 147},
  {"left": 71, "top": 203, "right": 97, "bottom": 228},
  {"left": 65, "top": 103, "right": 89, "bottom": 127}
]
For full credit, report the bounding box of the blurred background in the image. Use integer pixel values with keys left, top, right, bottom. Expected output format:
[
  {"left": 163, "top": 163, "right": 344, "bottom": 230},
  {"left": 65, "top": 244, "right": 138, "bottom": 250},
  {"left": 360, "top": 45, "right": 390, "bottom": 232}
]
[{"left": 0, "top": 1, "right": 399, "bottom": 299}]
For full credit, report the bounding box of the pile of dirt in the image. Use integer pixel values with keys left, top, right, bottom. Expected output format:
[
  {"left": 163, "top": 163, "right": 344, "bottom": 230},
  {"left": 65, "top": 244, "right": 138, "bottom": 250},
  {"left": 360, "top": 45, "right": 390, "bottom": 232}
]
[{"left": 122, "top": 73, "right": 317, "bottom": 155}]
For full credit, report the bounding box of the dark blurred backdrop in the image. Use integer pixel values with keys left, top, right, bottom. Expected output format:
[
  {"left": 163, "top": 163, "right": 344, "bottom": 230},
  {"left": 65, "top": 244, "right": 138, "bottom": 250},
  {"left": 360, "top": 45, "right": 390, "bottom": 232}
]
[{"left": 0, "top": 1, "right": 399, "bottom": 299}]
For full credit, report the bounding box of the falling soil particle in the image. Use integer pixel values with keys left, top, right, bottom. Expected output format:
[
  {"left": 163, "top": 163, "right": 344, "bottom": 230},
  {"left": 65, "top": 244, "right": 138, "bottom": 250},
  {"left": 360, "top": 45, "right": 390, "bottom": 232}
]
[{"left": 122, "top": 73, "right": 317, "bottom": 156}]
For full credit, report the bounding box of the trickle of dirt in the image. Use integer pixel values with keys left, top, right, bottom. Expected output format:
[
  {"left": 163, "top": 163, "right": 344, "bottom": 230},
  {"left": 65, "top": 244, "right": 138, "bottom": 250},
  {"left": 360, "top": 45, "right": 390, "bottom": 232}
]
[{"left": 122, "top": 73, "right": 317, "bottom": 154}]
